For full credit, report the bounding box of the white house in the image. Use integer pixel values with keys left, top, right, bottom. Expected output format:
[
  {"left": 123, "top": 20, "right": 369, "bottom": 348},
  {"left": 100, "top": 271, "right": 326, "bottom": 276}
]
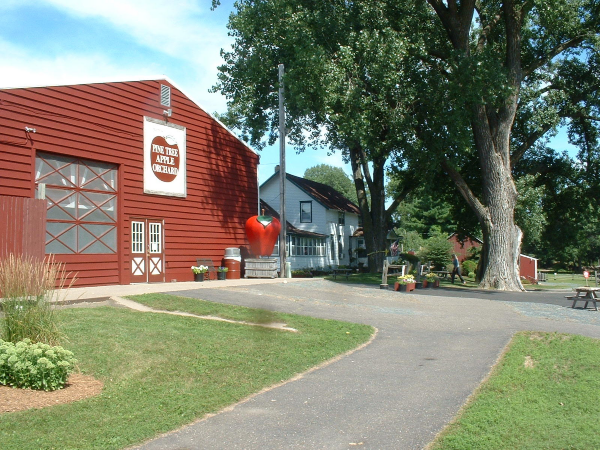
[{"left": 260, "top": 171, "right": 361, "bottom": 270}]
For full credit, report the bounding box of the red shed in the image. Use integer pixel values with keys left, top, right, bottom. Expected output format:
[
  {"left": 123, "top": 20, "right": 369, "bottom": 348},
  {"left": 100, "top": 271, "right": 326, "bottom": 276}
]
[
  {"left": 519, "top": 254, "right": 538, "bottom": 281},
  {"left": 0, "top": 78, "right": 259, "bottom": 287}
]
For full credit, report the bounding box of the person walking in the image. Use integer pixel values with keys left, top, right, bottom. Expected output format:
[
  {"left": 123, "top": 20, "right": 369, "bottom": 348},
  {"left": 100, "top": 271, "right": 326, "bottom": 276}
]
[{"left": 451, "top": 254, "right": 466, "bottom": 284}]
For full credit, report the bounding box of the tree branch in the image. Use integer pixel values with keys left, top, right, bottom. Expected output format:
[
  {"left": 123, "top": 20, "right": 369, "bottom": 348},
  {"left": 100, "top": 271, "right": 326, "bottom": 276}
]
[
  {"left": 441, "top": 158, "right": 489, "bottom": 223},
  {"left": 510, "top": 123, "right": 554, "bottom": 167},
  {"left": 524, "top": 35, "right": 589, "bottom": 78}
]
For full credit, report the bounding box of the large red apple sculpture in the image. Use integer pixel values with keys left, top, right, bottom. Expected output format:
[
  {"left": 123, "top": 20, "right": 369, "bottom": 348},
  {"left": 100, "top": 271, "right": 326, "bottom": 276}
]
[{"left": 245, "top": 215, "right": 281, "bottom": 257}]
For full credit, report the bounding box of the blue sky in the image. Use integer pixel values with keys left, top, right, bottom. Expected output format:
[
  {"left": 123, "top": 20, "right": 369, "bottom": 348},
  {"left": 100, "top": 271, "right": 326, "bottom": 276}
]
[
  {"left": 0, "top": 0, "right": 346, "bottom": 185},
  {"left": 0, "top": 0, "right": 577, "bottom": 186}
]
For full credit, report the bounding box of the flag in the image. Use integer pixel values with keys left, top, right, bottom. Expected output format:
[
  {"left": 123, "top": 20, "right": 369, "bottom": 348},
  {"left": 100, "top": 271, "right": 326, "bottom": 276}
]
[{"left": 390, "top": 240, "right": 399, "bottom": 257}]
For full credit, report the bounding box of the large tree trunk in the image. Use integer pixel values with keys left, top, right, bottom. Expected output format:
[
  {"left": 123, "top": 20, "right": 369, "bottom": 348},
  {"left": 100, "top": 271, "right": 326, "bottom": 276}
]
[
  {"left": 473, "top": 104, "right": 525, "bottom": 291},
  {"left": 349, "top": 145, "right": 388, "bottom": 273},
  {"left": 478, "top": 176, "right": 524, "bottom": 290}
]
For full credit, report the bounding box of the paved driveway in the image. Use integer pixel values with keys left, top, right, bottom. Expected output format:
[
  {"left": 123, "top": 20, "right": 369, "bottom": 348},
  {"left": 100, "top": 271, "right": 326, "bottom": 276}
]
[{"left": 134, "top": 280, "right": 600, "bottom": 450}]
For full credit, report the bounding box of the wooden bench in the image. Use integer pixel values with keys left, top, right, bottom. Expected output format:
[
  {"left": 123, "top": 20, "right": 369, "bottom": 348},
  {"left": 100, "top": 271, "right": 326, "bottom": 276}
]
[
  {"left": 332, "top": 268, "right": 352, "bottom": 280},
  {"left": 196, "top": 258, "right": 216, "bottom": 281}
]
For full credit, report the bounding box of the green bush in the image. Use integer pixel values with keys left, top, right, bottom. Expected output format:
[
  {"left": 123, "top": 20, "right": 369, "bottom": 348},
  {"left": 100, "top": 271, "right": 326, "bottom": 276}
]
[
  {"left": 0, "top": 339, "right": 77, "bottom": 391},
  {"left": 419, "top": 235, "right": 453, "bottom": 270},
  {"left": 462, "top": 259, "right": 477, "bottom": 275}
]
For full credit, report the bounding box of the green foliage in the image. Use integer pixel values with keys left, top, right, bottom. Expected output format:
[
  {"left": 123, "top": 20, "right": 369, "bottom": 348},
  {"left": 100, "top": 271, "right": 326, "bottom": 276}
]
[
  {"left": 304, "top": 164, "right": 358, "bottom": 204},
  {"left": 0, "top": 339, "right": 77, "bottom": 391},
  {"left": 393, "top": 184, "right": 457, "bottom": 238},
  {"left": 461, "top": 260, "right": 477, "bottom": 276},
  {"left": 419, "top": 233, "right": 453, "bottom": 270},
  {"left": 0, "top": 254, "right": 73, "bottom": 345},
  {"left": 215, "top": 0, "right": 600, "bottom": 284}
]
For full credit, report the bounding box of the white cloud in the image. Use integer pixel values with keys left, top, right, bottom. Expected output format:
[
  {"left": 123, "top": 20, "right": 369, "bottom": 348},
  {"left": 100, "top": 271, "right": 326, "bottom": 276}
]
[
  {"left": 38, "top": 0, "right": 231, "bottom": 67},
  {"left": 0, "top": 1, "right": 233, "bottom": 113},
  {"left": 0, "top": 38, "right": 151, "bottom": 89}
]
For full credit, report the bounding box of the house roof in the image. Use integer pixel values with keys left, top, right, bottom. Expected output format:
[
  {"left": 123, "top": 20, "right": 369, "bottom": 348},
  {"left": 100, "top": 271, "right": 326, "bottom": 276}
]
[
  {"left": 261, "top": 171, "right": 360, "bottom": 215},
  {"left": 447, "top": 232, "right": 483, "bottom": 244},
  {"left": 260, "top": 200, "right": 327, "bottom": 238}
]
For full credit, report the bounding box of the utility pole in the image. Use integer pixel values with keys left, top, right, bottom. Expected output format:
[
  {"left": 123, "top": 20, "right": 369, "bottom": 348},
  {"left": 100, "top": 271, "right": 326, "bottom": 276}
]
[{"left": 278, "top": 63, "right": 287, "bottom": 277}]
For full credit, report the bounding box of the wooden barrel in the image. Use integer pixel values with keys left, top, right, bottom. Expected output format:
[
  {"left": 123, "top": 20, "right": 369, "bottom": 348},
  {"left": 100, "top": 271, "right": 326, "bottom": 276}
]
[{"left": 224, "top": 258, "right": 241, "bottom": 279}]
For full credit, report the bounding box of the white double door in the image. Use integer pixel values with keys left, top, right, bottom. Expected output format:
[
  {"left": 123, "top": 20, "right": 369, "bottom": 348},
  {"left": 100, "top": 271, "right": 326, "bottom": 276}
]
[{"left": 131, "top": 219, "right": 164, "bottom": 283}]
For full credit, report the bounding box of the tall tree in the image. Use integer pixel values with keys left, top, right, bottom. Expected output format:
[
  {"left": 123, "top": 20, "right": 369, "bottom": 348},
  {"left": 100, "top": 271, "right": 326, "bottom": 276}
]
[
  {"left": 401, "top": 0, "right": 600, "bottom": 289},
  {"left": 304, "top": 164, "right": 358, "bottom": 204},
  {"left": 211, "top": 0, "right": 422, "bottom": 272},
  {"left": 212, "top": 0, "right": 600, "bottom": 289}
]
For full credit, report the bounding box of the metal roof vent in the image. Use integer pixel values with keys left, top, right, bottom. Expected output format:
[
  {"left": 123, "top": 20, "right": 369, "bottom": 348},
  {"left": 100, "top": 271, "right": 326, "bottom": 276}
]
[{"left": 160, "top": 84, "right": 171, "bottom": 107}]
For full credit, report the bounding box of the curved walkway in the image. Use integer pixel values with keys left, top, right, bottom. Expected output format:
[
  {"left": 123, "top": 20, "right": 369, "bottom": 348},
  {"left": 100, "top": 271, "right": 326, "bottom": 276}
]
[{"left": 123, "top": 280, "right": 600, "bottom": 450}]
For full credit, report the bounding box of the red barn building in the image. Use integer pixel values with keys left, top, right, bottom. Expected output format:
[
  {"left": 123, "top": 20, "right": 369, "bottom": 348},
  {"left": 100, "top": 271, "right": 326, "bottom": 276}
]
[
  {"left": 447, "top": 233, "right": 482, "bottom": 262},
  {"left": 0, "top": 78, "right": 259, "bottom": 287}
]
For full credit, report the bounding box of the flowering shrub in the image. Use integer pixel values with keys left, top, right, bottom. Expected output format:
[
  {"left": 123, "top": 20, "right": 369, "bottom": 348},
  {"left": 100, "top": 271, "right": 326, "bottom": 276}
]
[
  {"left": 397, "top": 274, "right": 415, "bottom": 285},
  {"left": 425, "top": 272, "right": 438, "bottom": 281},
  {"left": 191, "top": 265, "right": 208, "bottom": 274},
  {"left": 0, "top": 339, "right": 77, "bottom": 391}
]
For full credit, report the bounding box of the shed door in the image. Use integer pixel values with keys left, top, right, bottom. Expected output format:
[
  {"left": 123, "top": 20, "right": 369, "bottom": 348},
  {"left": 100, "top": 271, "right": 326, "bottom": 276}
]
[{"left": 131, "top": 219, "right": 165, "bottom": 283}]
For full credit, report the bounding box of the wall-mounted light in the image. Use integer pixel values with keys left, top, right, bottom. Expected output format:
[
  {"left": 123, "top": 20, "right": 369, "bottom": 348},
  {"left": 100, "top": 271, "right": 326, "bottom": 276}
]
[
  {"left": 163, "top": 109, "right": 172, "bottom": 118},
  {"left": 25, "top": 126, "right": 37, "bottom": 133}
]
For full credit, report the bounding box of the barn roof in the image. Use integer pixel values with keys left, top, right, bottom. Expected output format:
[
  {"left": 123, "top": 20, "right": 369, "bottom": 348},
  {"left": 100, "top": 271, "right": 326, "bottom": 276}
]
[{"left": 0, "top": 76, "right": 257, "bottom": 156}]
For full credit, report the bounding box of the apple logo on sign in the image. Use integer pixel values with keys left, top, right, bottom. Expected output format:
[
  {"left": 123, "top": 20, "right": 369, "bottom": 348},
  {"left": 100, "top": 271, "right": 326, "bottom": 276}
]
[{"left": 150, "top": 135, "right": 180, "bottom": 182}]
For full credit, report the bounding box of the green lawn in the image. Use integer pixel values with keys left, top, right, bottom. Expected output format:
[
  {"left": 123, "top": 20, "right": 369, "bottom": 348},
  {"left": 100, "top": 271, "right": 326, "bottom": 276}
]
[
  {"left": 430, "top": 331, "right": 600, "bottom": 450},
  {"left": 325, "top": 270, "right": 594, "bottom": 291},
  {"left": 0, "top": 295, "right": 374, "bottom": 450}
]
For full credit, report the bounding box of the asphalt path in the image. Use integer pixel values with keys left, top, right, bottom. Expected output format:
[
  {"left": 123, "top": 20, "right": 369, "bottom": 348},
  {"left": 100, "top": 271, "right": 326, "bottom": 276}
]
[{"left": 134, "top": 280, "right": 600, "bottom": 450}]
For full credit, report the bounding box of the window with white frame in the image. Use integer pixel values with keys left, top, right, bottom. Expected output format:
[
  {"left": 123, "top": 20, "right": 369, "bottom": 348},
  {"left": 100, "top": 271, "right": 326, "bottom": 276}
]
[
  {"left": 291, "top": 236, "right": 326, "bottom": 256},
  {"left": 338, "top": 211, "right": 345, "bottom": 225},
  {"left": 300, "top": 201, "right": 312, "bottom": 223}
]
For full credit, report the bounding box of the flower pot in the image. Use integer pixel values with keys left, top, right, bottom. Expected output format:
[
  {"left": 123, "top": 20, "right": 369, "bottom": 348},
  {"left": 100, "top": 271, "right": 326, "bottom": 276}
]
[
  {"left": 194, "top": 273, "right": 205, "bottom": 282},
  {"left": 217, "top": 272, "right": 226, "bottom": 280},
  {"left": 406, "top": 282, "right": 416, "bottom": 292}
]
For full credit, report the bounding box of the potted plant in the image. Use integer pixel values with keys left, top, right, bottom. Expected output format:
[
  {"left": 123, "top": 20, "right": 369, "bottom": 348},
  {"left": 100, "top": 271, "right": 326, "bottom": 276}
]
[
  {"left": 394, "top": 274, "right": 416, "bottom": 292},
  {"left": 424, "top": 272, "right": 439, "bottom": 288},
  {"left": 216, "top": 266, "right": 228, "bottom": 280},
  {"left": 191, "top": 265, "right": 208, "bottom": 282}
]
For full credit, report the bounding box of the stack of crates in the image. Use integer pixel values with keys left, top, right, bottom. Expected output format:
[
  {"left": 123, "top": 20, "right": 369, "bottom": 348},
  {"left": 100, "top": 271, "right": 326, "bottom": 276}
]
[{"left": 245, "top": 258, "right": 278, "bottom": 278}]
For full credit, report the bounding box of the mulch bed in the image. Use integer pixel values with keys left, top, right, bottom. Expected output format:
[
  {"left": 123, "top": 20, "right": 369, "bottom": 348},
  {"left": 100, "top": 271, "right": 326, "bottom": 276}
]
[{"left": 0, "top": 373, "right": 103, "bottom": 413}]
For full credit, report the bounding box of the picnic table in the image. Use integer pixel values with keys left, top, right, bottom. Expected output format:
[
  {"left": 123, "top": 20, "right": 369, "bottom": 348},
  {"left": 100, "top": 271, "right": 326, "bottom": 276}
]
[
  {"left": 566, "top": 287, "right": 600, "bottom": 311},
  {"left": 433, "top": 270, "right": 450, "bottom": 278},
  {"left": 332, "top": 268, "right": 353, "bottom": 280}
]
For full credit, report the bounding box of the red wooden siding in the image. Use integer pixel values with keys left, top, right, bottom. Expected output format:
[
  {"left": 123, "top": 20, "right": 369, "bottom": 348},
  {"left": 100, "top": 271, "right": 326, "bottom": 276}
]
[
  {"left": 0, "top": 196, "right": 46, "bottom": 261},
  {"left": 448, "top": 233, "right": 482, "bottom": 262},
  {"left": 0, "top": 79, "right": 259, "bottom": 286},
  {"left": 519, "top": 254, "right": 537, "bottom": 280}
]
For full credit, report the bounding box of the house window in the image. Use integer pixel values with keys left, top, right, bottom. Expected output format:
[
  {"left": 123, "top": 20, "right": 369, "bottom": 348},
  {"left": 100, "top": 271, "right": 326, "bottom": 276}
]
[
  {"left": 338, "top": 211, "right": 345, "bottom": 225},
  {"left": 289, "top": 236, "right": 326, "bottom": 256},
  {"left": 35, "top": 152, "right": 118, "bottom": 254},
  {"left": 300, "top": 201, "right": 312, "bottom": 223},
  {"left": 338, "top": 234, "right": 344, "bottom": 259},
  {"left": 271, "top": 236, "right": 290, "bottom": 257}
]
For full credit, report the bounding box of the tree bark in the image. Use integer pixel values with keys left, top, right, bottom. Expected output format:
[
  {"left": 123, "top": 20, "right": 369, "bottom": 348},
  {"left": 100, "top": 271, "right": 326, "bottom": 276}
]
[
  {"left": 430, "top": 0, "right": 526, "bottom": 291},
  {"left": 349, "top": 144, "right": 389, "bottom": 273}
]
